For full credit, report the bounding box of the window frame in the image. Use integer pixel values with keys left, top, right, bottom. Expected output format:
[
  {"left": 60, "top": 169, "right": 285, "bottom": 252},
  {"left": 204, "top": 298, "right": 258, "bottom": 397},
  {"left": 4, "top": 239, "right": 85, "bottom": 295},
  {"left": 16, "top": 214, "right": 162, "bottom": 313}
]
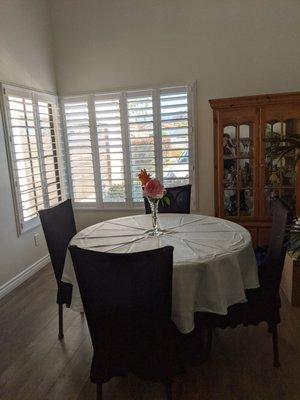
[
  {"left": 61, "top": 82, "right": 197, "bottom": 211},
  {"left": 1, "top": 83, "right": 67, "bottom": 235}
]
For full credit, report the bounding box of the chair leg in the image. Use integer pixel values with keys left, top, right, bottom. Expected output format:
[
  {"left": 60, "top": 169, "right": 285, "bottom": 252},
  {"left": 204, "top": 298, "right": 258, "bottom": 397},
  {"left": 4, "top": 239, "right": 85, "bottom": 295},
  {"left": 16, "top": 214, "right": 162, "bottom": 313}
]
[
  {"left": 207, "top": 325, "right": 213, "bottom": 358},
  {"left": 97, "top": 383, "right": 103, "bottom": 400},
  {"left": 58, "top": 304, "right": 64, "bottom": 340},
  {"left": 164, "top": 380, "right": 172, "bottom": 400},
  {"left": 271, "top": 324, "right": 280, "bottom": 367},
  {"left": 267, "top": 322, "right": 272, "bottom": 333}
]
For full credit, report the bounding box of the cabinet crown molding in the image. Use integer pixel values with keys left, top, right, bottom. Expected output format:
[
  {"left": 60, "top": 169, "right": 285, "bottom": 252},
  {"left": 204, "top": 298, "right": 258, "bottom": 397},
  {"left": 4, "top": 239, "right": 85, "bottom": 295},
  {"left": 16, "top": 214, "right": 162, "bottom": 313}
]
[{"left": 209, "top": 91, "right": 300, "bottom": 109}]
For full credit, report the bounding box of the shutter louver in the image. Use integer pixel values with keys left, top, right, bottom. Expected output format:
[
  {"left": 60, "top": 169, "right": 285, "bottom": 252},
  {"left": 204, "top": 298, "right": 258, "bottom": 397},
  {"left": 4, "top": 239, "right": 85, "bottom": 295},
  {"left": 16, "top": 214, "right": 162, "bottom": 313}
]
[
  {"left": 127, "top": 92, "right": 156, "bottom": 202},
  {"left": 160, "top": 89, "right": 190, "bottom": 187},
  {"left": 95, "top": 95, "right": 126, "bottom": 202},
  {"left": 64, "top": 100, "right": 96, "bottom": 203}
]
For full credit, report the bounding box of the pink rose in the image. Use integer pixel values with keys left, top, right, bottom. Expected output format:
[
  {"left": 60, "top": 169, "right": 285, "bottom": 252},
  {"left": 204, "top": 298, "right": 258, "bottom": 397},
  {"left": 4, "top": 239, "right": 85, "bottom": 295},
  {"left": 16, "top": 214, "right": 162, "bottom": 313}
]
[{"left": 144, "top": 178, "right": 166, "bottom": 199}]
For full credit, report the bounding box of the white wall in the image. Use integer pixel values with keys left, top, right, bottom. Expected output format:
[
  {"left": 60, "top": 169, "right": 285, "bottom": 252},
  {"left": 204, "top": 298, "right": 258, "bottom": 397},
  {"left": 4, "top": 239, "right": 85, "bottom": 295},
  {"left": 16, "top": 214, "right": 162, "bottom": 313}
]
[
  {"left": 0, "top": 0, "right": 56, "bottom": 287},
  {"left": 50, "top": 0, "right": 300, "bottom": 224}
]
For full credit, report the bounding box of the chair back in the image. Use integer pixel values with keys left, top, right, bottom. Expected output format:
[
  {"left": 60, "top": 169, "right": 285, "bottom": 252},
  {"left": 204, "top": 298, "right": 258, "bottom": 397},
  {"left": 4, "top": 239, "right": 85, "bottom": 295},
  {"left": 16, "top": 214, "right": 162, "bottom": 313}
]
[
  {"left": 69, "top": 245, "right": 176, "bottom": 383},
  {"left": 263, "top": 198, "right": 293, "bottom": 289},
  {"left": 39, "top": 199, "right": 77, "bottom": 283},
  {"left": 144, "top": 184, "right": 191, "bottom": 214}
]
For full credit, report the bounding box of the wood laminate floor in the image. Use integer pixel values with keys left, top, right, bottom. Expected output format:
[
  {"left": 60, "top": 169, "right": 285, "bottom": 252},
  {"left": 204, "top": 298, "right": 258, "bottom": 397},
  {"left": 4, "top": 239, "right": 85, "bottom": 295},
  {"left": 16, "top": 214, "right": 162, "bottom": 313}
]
[{"left": 1, "top": 265, "right": 300, "bottom": 400}]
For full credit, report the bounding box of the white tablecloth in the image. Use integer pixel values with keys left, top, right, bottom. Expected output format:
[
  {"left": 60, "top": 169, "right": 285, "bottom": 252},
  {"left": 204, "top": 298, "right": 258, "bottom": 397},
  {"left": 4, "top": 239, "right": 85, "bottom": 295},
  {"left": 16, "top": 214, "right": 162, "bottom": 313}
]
[{"left": 62, "top": 214, "right": 259, "bottom": 334}]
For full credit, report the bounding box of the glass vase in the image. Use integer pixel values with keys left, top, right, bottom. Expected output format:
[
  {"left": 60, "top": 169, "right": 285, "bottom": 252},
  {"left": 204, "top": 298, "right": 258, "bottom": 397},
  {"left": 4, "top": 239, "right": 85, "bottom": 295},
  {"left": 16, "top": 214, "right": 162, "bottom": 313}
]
[{"left": 146, "top": 197, "right": 163, "bottom": 236}]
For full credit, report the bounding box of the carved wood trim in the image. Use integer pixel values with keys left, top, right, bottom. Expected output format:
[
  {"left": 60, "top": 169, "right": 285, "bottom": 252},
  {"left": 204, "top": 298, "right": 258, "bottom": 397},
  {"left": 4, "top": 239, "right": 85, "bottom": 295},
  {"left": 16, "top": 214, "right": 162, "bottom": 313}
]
[{"left": 209, "top": 92, "right": 300, "bottom": 110}]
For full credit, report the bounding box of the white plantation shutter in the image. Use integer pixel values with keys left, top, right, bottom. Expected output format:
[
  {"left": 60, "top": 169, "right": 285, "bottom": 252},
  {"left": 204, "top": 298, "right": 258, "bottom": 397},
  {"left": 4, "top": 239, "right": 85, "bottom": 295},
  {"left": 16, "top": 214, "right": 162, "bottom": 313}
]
[
  {"left": 37, "top": 99, "right": 67, "bottom": 207},
  {"left": 126, "top": 91, "right": 156, "bottom": 202},
  {"left": 64, "top": 99, "right": 97, "bottom": 204},
  {"left": 7, "top": 94, "right": 44, "bottom": 224},
  {"left": 160, "top": 88, "right": 191, "bottom": 187},
  {"left": 1, "top": 84, "right": 67, "bottom": 233},
  {"left": 94, "top": 94, "right": 126, "bottom": 203},
  {"left": 62, "top": 82, "right": 196, "bottom": 209},
  {"left": 2, "top": 83, "right": 195, "bottom": 230}
]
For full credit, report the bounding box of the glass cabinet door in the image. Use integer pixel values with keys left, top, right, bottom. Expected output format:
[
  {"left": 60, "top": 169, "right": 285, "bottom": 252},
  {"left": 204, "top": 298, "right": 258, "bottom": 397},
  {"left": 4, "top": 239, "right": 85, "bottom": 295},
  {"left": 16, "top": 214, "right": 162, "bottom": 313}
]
[
  {"left": 211, "top": 95, "right": 300, "bottom": 226},
  {"left": 264, "top": 119, "right": 297, "bottom": 216},
  {"left": 223, "top": 123, "right": 254, "bottom": 217}
]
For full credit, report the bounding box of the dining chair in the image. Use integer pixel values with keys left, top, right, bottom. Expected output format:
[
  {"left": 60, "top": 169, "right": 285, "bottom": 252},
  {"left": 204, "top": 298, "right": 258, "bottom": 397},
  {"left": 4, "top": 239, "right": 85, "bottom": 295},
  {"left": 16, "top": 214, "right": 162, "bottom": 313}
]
[
  {"left": 205, "top": 198, "right": 293, "bottom": 367},
  {"left": 144, "top": 184, "right": 192, "bottom": 214},
  {"left": 69, "top": 245, "right": 184, "bottom": 400},
  {"left": 39, "top": 199, "right": 76, "bottom": 339}
]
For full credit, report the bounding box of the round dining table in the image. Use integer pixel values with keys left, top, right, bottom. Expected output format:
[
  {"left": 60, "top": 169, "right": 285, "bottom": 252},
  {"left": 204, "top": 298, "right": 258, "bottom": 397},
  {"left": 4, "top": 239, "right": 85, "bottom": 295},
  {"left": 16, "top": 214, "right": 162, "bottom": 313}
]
[{"left": 62, "top": 213, "right": 259, "bottom": 334}]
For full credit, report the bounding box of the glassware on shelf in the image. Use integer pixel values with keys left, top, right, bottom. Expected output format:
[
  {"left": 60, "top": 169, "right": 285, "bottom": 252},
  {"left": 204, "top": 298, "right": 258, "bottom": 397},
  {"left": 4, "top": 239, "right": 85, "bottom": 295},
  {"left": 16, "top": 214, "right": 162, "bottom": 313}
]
[
  {"left": 264, "top": 119, "right": 298, "bottom": 215},
  {"left": 239, "top": 124, "right": 252, "bottom": 158},
  {"left": 224, "top": 159, "right": 237, "bottom": 188},
  {"left": 239, "top": 159, "right": 252, "bottom": 188},
  {"left": 223, "top": 123, "right": 254, "bottom": 217},
  {"left": 239, "top": 189, "right": 253, "bottom": 216},
  {"left": 223, "top": 125, "right": 237, "bottom": 157},
  {"left": 224, "top": 189, "right": 237, "bottom": 216}
]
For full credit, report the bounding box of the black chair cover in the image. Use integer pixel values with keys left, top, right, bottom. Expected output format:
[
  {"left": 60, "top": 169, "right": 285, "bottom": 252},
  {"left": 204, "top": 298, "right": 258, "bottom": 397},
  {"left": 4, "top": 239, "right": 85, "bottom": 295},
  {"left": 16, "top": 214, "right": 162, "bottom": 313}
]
[
  {"left": 69, "top": 245, "right": 184, "bottom": 384},
  {"left": 39, "top": 199, "right": 76, "bottom": 306},
  {"left": 259, "top": 198, "right": 293, "bottom": 290},
  {"left": 206, "top": 198, "right": 293, "bottom": 328},
  {"left": 144, "top": 184, "right": 191, "bottom": 214}
]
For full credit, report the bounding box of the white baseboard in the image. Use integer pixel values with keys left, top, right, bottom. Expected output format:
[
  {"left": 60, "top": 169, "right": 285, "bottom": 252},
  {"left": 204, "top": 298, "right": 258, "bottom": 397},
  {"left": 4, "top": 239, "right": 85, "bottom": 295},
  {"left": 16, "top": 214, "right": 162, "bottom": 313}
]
[{"left": 0, "top": 254, "right": 50, "bottom": 300}]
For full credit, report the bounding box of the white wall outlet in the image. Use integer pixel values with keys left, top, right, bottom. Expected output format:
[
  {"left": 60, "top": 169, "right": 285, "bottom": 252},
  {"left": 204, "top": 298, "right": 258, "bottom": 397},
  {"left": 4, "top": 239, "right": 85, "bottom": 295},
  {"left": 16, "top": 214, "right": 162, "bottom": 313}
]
[{"left": 34, "top": 233, "right": 40, "bottom": 247}]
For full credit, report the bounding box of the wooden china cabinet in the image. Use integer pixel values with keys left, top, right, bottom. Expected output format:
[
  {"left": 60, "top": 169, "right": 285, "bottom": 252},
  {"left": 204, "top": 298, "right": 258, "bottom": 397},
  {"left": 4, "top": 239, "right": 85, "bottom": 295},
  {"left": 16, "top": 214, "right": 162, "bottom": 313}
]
[{"left": 210, "top": 92, "right": 300, "bottom": 248}]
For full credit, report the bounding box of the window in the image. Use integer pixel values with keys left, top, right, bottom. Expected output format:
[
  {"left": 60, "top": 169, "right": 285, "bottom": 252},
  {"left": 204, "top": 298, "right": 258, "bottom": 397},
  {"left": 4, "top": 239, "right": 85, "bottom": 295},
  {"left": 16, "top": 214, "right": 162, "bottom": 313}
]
[
  {"left": 1, "top": 84, "right": 67, "bottom": 234},
  {"left": 1, "top": 82, "right": 196, "bottom": 233},
  {"left": 62, "top": 83, "right": 196, "bottom": 209}
]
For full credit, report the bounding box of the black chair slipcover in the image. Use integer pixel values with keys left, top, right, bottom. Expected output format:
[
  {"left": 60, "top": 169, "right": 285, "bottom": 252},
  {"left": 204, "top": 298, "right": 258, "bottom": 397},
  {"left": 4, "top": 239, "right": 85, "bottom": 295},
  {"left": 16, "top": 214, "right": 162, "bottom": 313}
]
[
  {"left": 205, "top": 199, "right": 293, "bottom": 367},
  {"left": 69, "top": 245, "right": 184, "bottom": 399},
  {"left": 39, "top": 199, "right": 76, "bottom": 338},
  {"left": 144, "top": 184, "right": 191, "bottom": 214}
]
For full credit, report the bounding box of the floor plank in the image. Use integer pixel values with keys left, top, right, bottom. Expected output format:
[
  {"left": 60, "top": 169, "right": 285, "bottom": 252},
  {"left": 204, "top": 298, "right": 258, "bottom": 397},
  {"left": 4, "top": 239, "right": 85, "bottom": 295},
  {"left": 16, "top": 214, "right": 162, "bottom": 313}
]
[{"left": 1, "top": 265, "right": 300, "bottom": 399}]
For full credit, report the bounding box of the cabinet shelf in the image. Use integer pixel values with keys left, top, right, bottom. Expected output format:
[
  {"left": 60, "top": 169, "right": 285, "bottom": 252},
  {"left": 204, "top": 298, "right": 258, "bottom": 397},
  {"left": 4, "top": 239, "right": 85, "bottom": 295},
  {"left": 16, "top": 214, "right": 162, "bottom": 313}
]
[{"left": 223, "top": 156, "right": 253, "bottom": 160}]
